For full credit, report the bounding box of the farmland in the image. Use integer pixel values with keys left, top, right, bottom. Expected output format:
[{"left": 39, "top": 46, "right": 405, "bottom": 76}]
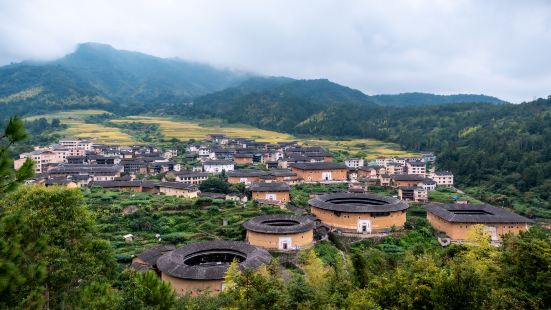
[
  {"left": 25, "top": 110, "right": 136, "bottom": 145},
  {"left": 26, "top": 110, "right": 418, "bottom": 160}
]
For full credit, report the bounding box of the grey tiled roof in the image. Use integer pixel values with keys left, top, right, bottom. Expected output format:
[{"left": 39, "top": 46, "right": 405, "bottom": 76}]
[
  {"left": 309, "top": 192, "right": 408, "bottom": 213},
  {"left": 249, "top": 182, "right": 290, "bottom": 192},
  {"left": 156, "top": 241, "right": 271, "bottom": 280},
  {"left": 426, "top": 203, "right": 533, "bottom": 223},
  {"left": 243, "top": 215, "right": 314, "bottom": 234},
  {"left": 227, "top": 169, "right": 269, "bottom": 177},
  {"left": 290, "top": 162, "right": 347, "bottom": 170}
]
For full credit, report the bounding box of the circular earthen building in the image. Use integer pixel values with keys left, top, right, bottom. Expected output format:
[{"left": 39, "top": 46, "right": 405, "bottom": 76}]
[
  {"left": 157, "top": 240, "right": 271, "bottom": 295},
  {"left": 243, "top": 214, "right": 315, "bottom": 250},
  {"left": 309, "top": 192, "right": 408, "bottom": 233}
]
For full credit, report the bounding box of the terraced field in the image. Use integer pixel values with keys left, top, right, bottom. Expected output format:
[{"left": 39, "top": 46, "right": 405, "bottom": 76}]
[
  {"left": 25, "top": 110, "right": 136, "bottom": 145},
  {"left": 27, "top": 110, "right": 418, "bottom": 160},
  {"left": 111, "top": 116, "right": 295, "bottom": 143}
]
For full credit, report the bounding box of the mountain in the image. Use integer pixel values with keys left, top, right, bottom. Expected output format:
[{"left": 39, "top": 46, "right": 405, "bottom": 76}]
[
  {"left": 188, "top": 77, "right": 380, "bottom": 132},
  {"left": 370, "top": 92, "right": 507, "bottom": 106},
  {"left": 0, "top": 42, "right": 250, "bottom": 115},
  {"left": 0, "top": 43, "right": 508, "bottom": 118}
]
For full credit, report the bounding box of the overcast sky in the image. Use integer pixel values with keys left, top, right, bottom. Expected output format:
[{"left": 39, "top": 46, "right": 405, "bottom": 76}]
[{"left": 1, "top": 0, "right": 550, "bottom": 102}]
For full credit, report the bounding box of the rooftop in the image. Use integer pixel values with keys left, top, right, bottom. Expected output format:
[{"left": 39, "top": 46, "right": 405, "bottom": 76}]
[
  {"left": 426, "top": 203, "right": 533, "bottom": 223},
  {"left": 249, "top": 182, "right": 290, "bottom": 192},
  {"left": 227, "top": 169, "right": 270, "bottom": 177},
  {"left": 156, "top": 241, "right": 271, "bottom": 280},
  {"left": 203, "top": 160, "right": 234, "bottom": 165},
  {"left": 309, "top": 192, "right": 408, "bottom": 213},
  {"left": 290, "top": 162, "right": 347, "bottom": 170},
  {"left": 243, "top": 214, "right": 314, "bottom": 234}
]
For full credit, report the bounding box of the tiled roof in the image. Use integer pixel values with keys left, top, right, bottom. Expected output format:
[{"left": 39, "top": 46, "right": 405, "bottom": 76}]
[{"left": 426, "top": 203, "right": 533, "bottom": 223}]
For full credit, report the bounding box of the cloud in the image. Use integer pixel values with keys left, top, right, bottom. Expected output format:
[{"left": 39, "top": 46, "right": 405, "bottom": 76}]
[{"left": 0, "top": 0, "right": 550, "bottom": 102}]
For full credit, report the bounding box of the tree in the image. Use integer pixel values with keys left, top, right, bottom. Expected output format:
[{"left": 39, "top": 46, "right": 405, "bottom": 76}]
[
  {"left": 498, "top": 228, "right": 551, "bottom": 308},
  {"left": 199, "top": 176, "right": 230, "bottom": 194},
  {"left": 0, "top": 116, "right": 34, "bottom": 196},
  {"left": 118, "top": 270, "right": 177, "bottom": 310},
  {"left": 0, "top": 186, "right": 117, "bottom": 308}
]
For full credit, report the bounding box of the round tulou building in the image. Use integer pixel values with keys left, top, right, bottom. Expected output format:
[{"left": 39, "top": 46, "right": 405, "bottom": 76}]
[
  {"left": 308, "top": 192, "right": 408, "bottom": 233},
  {"left": 157, "top": 240, "right": 271, "bottom": 296},
  {"left": 243, "top": 214, "right": 315, "bottom": 251}
]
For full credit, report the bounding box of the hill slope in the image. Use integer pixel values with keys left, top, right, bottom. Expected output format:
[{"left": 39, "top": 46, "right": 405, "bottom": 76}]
[
  {"left": 371, "top": 92, "right": 507, "bottom": 106},
  {"left": 188, "top": 77, "right": 380, "bottom": 132},
  {"left": 0, "top": 43, "right": 250, "bottom": 116}
]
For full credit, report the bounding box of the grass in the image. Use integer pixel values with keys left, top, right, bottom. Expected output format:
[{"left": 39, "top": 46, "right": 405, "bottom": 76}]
[{"left": 429, "top": 187, "right": 482, "bottom": 204}]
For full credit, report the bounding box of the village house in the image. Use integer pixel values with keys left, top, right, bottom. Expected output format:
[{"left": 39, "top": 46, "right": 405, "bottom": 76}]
[
  {"left": 419, "top": 178, "right": 437, "bottom": 191},
  {"left": 405, "top": 160, "right": 426, "bottom": 177},
  {"left": 249, "top": 182, "right": 291, "bottom": 203},
  {"left": 233, "top": 153, "right": 254, "bottom": 164},
  {"left": 48, "top": 164, "right": 123, "bottom": 181},
  {"left": 207, "top": 134, "right": 229, "bottom": 144},
  {"left": 290, "top": 162, "right": 348, "bottom": 182},
  {"left": 58, "top": 138, "right": 93, "bottom": 150},
  {"left": 14, "top": 150, "right": 60, "bottom": 173},
  {"left": 157, "top": 182, "right": 199, "bottom": 198},
  {"left": 121, "top": 159, "right": 148, "bottom": 174},
  {"left": 89, "top": 180, "right": 144, "bottom": 192},
  {"left": 429, "top": 171, "right": 454, "bottom": 187},
  {"left": 385, "top": 162, "right": 404, "bottom": 175},
  {"left": 392, "top": 174, "right": 426, "bottom": 187},
  {"left": 268, "top": 169, "right": 299, "bottom": 184},
  {"left": 426, "top": 203, "right": 533, "bottom": 242},
  {"left": 227, "top": 169, "right": 269, "bottom": 184},
  {"left": 172, "top": 171, "right": 209, "bottom": 184},
  {"left": 344, "top": 158, "right": 364, "bottom": 168},
  {"left": 379, "top": 174, "right": 392, "bottom": 186},
  {"left": 358, "top": 166, "right": 386, "bottom": 179},
  {"left": 398, "top": 186, "right": 428, "bottom": 202},
  {"left": 44, "top": 178, "right": 79, "bottom": 188},
  {"left": 202, "top": 160, "right": 234, "bottom": 173}
]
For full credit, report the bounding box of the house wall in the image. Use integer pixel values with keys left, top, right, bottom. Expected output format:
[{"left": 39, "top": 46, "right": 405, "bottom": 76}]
[
  {"left": 158, "top": 187, "right": 198, "bottom": 198},
  {"left": 246, "top": 230, "right": 314, "bottom": 250},
  {"left": 234, "top": 157, "right": 253, "bottom": 164},
  {"left": 394, "top": 180, "right": 421, "bottom": 187},
  {"left": 228, "top": 176, "right": 261, "bottom": 184},
  {"left": 311, "top": 207, "right": 406, "bottom": 232},
  {"left": 161, "top": 273, "right": 223, "bottom": 296},
  {"left": 426, "top": 212, "right": 530, "bottom": 241},
  {"left": 251, "top": 191, "right": 290, "bottom": 202},
  {"left": 291, "top": 168, "right": 348, "bottom": 182}
]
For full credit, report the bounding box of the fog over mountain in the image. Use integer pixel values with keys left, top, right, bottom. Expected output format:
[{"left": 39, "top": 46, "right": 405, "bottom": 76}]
[{"left": 1, "top": 0, "right": 550, "bottom": 102}]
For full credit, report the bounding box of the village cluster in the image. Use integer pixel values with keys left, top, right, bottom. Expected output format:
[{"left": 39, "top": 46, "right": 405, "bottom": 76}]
[{"left": 15, "top": 134, "right": 533, "bottom": 296}]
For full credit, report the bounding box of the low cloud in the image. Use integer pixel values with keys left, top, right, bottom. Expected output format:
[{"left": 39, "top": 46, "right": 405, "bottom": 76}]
[{"left": 1, "top": 0, "right": 550, "bottom": 102}]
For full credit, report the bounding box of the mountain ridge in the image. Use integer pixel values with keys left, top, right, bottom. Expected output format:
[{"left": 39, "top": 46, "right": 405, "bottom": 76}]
[{"left": 1, "top": 42, "right": 507, "bottom": 118}]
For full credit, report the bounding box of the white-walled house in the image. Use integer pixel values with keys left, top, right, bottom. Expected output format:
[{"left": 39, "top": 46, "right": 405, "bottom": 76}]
[{"left": 203, "top": 160, "right": 235, "bottom": 173}]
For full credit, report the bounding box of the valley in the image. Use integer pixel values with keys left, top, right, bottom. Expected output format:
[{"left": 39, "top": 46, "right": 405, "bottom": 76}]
[{"left": 26, "top": 109, "right": 418, "bottom": 160}]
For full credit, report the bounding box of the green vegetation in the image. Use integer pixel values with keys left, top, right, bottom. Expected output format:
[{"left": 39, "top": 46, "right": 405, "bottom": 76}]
[
  {"left": 290, "top": 183, "right": 348, "bottom": 208},
  {"left": 181, "top": 224, "right": 551, "bottom": 310},
  {"left": 429, "top": 187, "right": 482, "bottom": 204},
  {"left": 85, "top": 188, "right": 288, "bottom": 259},
  {"left": 0, "top": 117, "right": 34, "bottom": 195}
]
